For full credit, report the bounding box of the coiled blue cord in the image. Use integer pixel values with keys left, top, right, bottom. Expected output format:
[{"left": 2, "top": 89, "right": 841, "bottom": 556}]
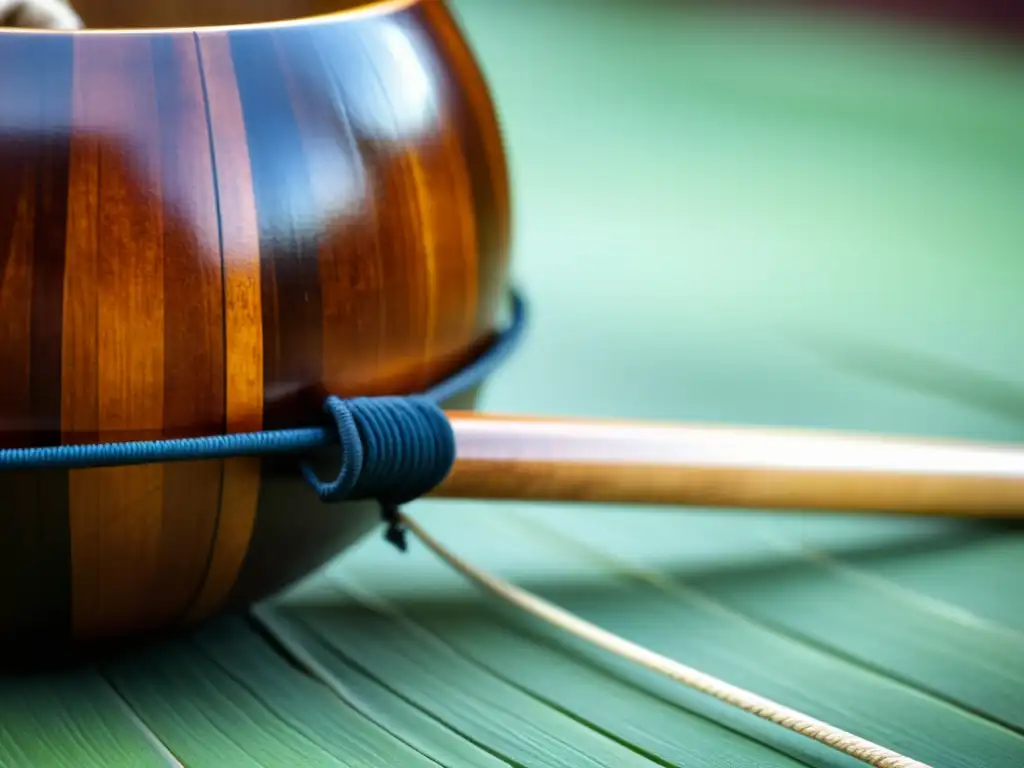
[{"left": 0, "top": 292, "right": 528, "bottom": 547}]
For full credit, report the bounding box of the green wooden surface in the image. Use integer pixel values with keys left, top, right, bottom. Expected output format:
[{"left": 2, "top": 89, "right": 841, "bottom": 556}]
[{"left": 4, "top": 1, "right": 1024, "bottom": 765}]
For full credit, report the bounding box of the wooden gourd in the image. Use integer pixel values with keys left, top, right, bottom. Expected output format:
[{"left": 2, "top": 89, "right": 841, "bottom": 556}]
[{"left": 0, "top": 0, "right": 510, "bottom": 649}]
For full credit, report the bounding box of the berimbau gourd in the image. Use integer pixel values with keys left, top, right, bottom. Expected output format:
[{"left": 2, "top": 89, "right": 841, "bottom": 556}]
[
  {"left": 3, "top": 0, "right": 1024, "bottom": 654},
  {"left": 0, "top": 0, "right": 514, "bottom": 648}
]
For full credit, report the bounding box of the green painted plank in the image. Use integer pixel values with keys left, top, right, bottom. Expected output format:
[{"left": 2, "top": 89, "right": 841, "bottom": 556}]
[
  {"left": 252, "top": 607, "right": 510, "bottom": 768},
  {"left": 326, "top": 507, "right": 1024, "bottom": 768},
  {"left": 508, "top": 508, "right": 1024, "bottom": 731},
  {"left": 682, "top": 536, "right": 1024, "bottom": 729},
  {"left": 100, "top": 625, "right": 434, "bottom": 768},
  {"left": 190, "top": 619, "right": 450, "bottom": 767},
  {"left": 0, "top": 670, "right": 177, "bottom": 767},
  {"left": 507, "top": 508, "right": 1024, "bottom": 730},
  {"left": 271, "top": 594, "right": 663, "bottom": 767},
  {"left": 312, "top": 576, "right": 822, "bottom": 768},
  {"left": 524, "top": 507, "right": 1024, "bottom": 729},
  {"left": 828, "top": 534, "right": 1024, "bottom": 632}
]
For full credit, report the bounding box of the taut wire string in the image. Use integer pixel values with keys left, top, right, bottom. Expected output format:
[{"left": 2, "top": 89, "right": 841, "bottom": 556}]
[{"left": 394, "top": 510, "right": 932, "bottom": 768}]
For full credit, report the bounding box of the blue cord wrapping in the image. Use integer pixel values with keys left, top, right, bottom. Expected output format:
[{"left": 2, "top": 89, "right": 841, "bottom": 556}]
[
  {"left": 300, "top": 395, "right": 457, "bottom": 506},
  {"left": 0, "top": 291, "right": 528, "bottom": 550}
]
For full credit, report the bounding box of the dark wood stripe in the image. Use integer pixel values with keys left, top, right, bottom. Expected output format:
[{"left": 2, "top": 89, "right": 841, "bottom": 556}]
[
  {"left": 185, "top": 31, "right": 264, "bottom": 624},
  {"left": 228, "top": 28, "right": 325, "bottom": 431},
  {"left": 148, "top": 35, "right": 228, "bottom": 628},
  {"left": 0, "top": 33, "right": 75, "bottom": 646},
  {"left": 226, "top": 27, "right": 330, "bottom": 602},
  {"left": 153, "top": 35, "right": 227, "bottom": 443}
]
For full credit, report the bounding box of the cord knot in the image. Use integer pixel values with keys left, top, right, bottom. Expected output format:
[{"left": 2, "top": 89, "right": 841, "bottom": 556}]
[
  {"left": 300, "top": 395, "right": 456, "bottom": 508},
  {"left": 379, "top": 503, "right": 408, "bottom": 552}
]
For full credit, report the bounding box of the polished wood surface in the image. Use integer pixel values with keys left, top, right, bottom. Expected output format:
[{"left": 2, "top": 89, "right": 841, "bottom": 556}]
[
  {"left": 67, "top": 0, "right": 382, "bottom": 30},
  {"left": 0, "top": 0, "right": 510, "bottom": 647},
  {"left": 437, "top": 412, "right": 1024, "bottom": 516}
]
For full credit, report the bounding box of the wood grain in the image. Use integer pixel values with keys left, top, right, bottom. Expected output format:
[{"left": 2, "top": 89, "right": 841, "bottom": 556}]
[
  {"left": 436, "top": 412, "right": 1024, "bottom": 517},
  {"left": 0, "top": 1, "right": 509, "bottom": 646},
  {"left": 184, "top": 32, "right": 263, "bottom": 625},
  {"left": 0, "top": 32, "right": 74, "bottom": 647}
]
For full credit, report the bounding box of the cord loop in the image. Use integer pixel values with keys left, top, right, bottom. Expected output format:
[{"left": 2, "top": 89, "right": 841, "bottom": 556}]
[{"left": 300, "top": 396, "right": 456, "bottom": 507}]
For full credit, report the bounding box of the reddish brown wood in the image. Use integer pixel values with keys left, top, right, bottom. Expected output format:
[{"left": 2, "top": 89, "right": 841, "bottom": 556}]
[{"left": 0, "top": 0, "right": 510, "bottom": 648}]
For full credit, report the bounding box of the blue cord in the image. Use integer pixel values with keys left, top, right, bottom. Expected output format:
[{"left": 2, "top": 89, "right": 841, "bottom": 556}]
[
  {"left": 300, "top": 395, "right": 456, "bottom": 506},
  {"left": 0, "top": 291, "right": 528, "bottom": 547}
]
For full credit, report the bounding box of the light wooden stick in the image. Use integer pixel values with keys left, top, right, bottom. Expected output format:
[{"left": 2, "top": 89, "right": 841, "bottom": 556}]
[{"left": 431, "top": 412, "right": 1024, "bottom": 517}]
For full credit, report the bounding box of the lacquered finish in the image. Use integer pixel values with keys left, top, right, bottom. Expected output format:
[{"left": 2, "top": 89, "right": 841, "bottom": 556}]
[
  {"left": 0, "top": 0, "right": 510, "bottom": 648},
  {"left": 438, "top": 413, "right": 1024, "bottom": 516}
]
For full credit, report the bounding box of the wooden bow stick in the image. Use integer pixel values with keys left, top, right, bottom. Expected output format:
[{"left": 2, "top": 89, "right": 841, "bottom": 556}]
[{"left": 432, "top": 412, "right": 1024, "bottom": 517}]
